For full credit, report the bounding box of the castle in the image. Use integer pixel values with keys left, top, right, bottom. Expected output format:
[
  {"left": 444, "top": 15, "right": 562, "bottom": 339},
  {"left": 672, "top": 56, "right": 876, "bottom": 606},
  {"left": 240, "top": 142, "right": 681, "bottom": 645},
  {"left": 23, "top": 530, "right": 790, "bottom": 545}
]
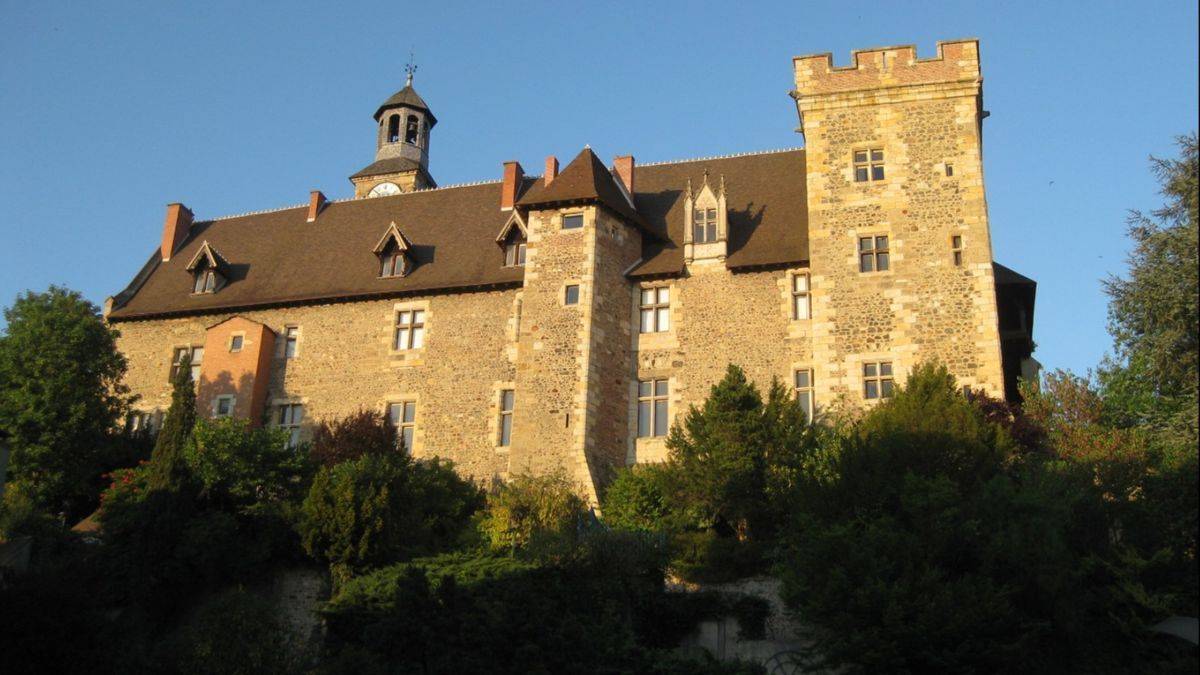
[{"left": 106, "top": 39, "right": 1037, "bottom": 503}]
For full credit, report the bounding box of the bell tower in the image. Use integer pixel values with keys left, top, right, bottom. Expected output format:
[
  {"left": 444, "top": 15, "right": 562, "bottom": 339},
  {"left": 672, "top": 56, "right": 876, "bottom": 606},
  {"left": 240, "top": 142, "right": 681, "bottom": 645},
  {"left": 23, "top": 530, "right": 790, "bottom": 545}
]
[{"left": 350, "top": 63, "right": 437, "bottom": 198}]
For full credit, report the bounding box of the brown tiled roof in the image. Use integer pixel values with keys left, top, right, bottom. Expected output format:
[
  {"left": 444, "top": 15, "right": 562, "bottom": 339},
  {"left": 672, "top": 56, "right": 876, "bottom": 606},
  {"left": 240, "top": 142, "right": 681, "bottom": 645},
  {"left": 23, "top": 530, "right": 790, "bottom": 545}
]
[
  {"left": 350, "top": 157, "right": 423, "bottom": 180},
  {"left": 630, "top": 149, "right": 808, "bottom": 276},
  {"left": 108, "top": 149, "right": 809, "bottom": 320},
  {"left": 373, "top": 84, "right": 436, "bottom": 124},
  {"left": 518, "top": 148, "right": 645, "bottom": 228}
]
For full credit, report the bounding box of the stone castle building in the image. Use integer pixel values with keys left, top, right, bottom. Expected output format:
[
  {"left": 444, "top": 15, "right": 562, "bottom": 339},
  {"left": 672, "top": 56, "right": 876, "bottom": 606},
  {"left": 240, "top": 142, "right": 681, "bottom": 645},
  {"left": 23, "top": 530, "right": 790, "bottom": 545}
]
[{"left": 106, "top": 40, "right": 1037, "bottom": 503}]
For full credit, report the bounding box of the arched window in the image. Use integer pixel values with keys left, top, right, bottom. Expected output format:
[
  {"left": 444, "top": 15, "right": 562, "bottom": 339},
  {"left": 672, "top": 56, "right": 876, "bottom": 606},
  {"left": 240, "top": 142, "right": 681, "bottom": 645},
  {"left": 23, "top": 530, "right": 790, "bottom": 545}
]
[
  {"left": 405, "top": 115, "right": 420, "bottom": 144},
  {"left": 387, "top": 115, "right": 401, "bottom": 143}
]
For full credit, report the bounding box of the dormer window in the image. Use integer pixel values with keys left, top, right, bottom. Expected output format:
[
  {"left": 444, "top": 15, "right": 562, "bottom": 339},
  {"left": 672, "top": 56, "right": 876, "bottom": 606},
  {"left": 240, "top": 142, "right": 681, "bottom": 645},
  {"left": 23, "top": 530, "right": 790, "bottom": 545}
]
[
  {"left": 495, "top": 212, "right": 529, "bottom": 268},
  {"left": 373, "top": 222, "right": 413, "bottom": 278},
  {"left": 683, "top": 172, "right": 728, "bottom": 263},
  {"left": 185, "top": 241, "right": 228, "bottom": 295},
  {"left": 504, "top": 238, "right": 527, "bottom": 267},
  {"left": 379, "top": 239, "right": 408, "bottom": 277},
  {"left": 693, "top": 208, "right": 718, "bottom": 243},
  {"left": 193, "top": 268, "right": 217, "bottom": 294},
  {"left": 387, "top": 115, "right": 401, "bottom": 143}
]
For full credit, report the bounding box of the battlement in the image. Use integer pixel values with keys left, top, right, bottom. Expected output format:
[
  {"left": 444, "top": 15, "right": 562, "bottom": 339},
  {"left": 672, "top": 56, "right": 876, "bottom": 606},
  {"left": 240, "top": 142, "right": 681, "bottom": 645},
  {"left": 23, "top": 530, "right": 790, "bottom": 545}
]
[{"left": 792, "top": 39, "right": 980, "bottom": 98}]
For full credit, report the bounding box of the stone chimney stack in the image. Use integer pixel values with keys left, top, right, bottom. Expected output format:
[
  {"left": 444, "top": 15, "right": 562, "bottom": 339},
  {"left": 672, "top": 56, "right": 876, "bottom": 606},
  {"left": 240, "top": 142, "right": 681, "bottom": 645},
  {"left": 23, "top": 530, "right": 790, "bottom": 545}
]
[
  {"left": 544, "top": 156, "right": 559, "bottom": 186},
  {"left": 613, "top": 155, "right": 635, "bottom": 195},
  {"left": 500, "top": 161, "right": 524, "bottom": 210},
  {"left": 161, "top": 203, "right": 194, "bottom": 261},
  {"left": 307, "top": 190, "right": 327, "bottom": 222}
]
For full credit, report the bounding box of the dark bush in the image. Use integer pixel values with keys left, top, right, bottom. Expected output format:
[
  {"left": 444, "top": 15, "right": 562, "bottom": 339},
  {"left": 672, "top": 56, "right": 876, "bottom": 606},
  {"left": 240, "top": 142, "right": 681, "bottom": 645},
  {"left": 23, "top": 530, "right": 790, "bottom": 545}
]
[{"left": 309, "top": 409, "right": 397, "bottom": 467}]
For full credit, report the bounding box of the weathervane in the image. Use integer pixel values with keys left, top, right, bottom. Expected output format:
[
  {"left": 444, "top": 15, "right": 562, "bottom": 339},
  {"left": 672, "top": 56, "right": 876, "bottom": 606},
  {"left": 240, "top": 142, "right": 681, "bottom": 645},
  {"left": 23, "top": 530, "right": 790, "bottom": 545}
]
[{"left": 404, "top": 50, "right": 417, "bottom": 87}]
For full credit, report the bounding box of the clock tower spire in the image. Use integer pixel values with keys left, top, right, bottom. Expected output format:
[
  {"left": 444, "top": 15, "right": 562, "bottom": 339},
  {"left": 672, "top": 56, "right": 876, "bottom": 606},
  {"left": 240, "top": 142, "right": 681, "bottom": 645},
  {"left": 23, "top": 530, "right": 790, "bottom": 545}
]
[{"left": 350, "top": 63, "right": 437, "bottom": 198}]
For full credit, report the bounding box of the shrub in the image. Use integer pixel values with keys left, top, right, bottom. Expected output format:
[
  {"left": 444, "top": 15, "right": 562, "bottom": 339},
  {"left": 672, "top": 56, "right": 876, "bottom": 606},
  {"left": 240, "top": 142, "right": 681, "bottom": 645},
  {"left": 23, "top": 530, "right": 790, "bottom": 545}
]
[
  {"left": 602, "top": 463, "right": 674, "bottom": 532},
  {"left": 184, "top": 418, "right": 310, "bottom": 513},
  {"left": 669, "top": 530, "right": 767, "bottom": 584},
  {"left": 0, "top": 481, "right": 62, "bottom": 540},
  {"left": 479, "top": 472, "right": 589, "bottom": 554},
  {"left": 300, "top": 452, "right": 483, "bottom": 585},
  {"left": 147, "top": 353, "right": 197, "bottom": 492},
  {"left": 160, "top": 588, "right": 294, "bottom": 675},
  {"left": 309, "top": 409, "right": 396, "bottom": 467}
]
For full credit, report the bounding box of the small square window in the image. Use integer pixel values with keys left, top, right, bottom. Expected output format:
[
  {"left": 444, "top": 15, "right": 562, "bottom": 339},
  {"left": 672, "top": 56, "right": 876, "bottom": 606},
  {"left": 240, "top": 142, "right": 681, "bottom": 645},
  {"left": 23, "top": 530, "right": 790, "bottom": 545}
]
[
  {"left": 951, "top": 235, "right": 964, "bottom": 267},
  {"left": 863, "top": 361, "right": 895, "bottom": 400},
  {"left": 639, "top": 286, "right": 670, "bottom": 333},
  {"left": 853, "top": 148, "right": 885, "bottom": 183},
  {"left": 562, "top": 213, "right": 584, "bottom": 230},
  {"left": 945, "top": 163, "right": 955, "bottom": 177},
  {"left": 229, "top": 335, "right": 244, "bottom": 352},
  {"left": 859, "top": 236, "right": 890, "bottom": 273},
  {"left": 564, "top": 285, "right": 580, "bottom": 305},
  {"left": 637, "top": 379, "right": 669, "bottom": 438},
  {"left": 214, "top": 396, "right": 234, "bottom": 417}
]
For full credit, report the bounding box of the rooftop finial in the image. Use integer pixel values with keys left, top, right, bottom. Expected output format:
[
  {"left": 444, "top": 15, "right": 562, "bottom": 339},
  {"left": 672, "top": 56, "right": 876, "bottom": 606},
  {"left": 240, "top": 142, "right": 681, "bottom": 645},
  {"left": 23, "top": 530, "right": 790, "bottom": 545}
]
[{"left": 404, "top": 49, "right": 417, "bottom": 87}]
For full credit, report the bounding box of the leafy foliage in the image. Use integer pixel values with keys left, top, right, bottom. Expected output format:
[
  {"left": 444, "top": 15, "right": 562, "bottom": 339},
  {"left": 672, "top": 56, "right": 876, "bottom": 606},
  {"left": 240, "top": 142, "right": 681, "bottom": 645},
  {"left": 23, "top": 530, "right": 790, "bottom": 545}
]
[
  {"left": 184, "top": 417, "right": 310, "bottom": 512},
  {"left": 160, "top": 588, "right": 295, "bottom": 675},
  {"left": 300, "top": 451, "right": 483, "bottom": 585},
  {"left": 601, "top": 463, "right": 674, "bottom": 532},
  {"left": 0, "top": 286, "right": 132, "bottom": 518},
  {"left": 309, "top": 409, "right": 397, "bottom": 467},
  {"left": 147, "top": 353, "right": 196, "bottom": 492},
  {"left": 479, "top": 472, "right": 589, "bottom": 553}
]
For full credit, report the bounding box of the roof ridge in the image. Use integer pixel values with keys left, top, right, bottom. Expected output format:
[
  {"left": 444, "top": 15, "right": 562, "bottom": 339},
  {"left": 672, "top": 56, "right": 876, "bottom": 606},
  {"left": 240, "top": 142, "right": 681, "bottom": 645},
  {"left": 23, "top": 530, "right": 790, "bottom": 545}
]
[
  {"left": 209, "top": 202, "right": 309, "bottom": 222},
  {"left": 639, "top": 146, "right": 804, "bottom": 168}
]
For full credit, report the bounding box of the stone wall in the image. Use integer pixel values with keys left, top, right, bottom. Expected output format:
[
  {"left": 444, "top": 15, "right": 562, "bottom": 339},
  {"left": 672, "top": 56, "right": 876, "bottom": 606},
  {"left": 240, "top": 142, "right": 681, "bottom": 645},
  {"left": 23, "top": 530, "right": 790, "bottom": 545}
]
[
  {"left": 795, "top": 38, "right": 1006, "bottom": 403},
  {"left": 114, "top": 287, "right": 518, "bottom": 483}
]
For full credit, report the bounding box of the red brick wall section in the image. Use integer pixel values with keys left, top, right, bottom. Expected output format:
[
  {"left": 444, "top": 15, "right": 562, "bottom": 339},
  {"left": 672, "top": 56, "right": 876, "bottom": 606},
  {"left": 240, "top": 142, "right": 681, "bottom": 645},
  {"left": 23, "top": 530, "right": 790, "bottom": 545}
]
[{"left": 198, "top": 317, "right": 277, "bottom": 425}]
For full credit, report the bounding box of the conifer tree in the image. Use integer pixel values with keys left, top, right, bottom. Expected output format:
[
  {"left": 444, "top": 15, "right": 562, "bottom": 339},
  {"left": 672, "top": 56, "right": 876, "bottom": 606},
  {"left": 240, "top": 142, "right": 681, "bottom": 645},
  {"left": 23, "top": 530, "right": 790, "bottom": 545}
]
[{"left": 147, "top": 354, "right": 196, "bottom": 491}]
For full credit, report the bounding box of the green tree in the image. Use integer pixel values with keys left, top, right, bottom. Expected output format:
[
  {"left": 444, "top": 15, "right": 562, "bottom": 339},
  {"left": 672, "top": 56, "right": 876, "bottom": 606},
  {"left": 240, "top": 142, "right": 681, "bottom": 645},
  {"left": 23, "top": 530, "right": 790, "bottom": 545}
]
[
  {"left": 147, "top": 353, "right": 195, "bottom": 491},
  {"left": 308, "top": 409, "right": 396, "bottom": 467},
  {"left": 1102, "top": 133, "right": 1198, "bottom": 441},
  {"left": 184, "top": 418, "right": 309, "bottom": 513},
  {"left": 0, "top": 286, "right": 132, "bottom": 518},
  {"left": 300, "top": 451, "right": 483, "bottom": 585},
  {"left": 479, "top": 472, "right": 588, "bottom": 554},
  {"left": 666, "top": 365, "right": 769, "bottom": 538}
]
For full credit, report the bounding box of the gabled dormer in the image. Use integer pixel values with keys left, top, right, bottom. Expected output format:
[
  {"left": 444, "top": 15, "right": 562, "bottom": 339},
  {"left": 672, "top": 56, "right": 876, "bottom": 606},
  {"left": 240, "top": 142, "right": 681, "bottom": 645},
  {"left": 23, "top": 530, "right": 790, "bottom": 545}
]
[
  {"left": 373, "top": 222, "right": 413, "bottom": 278},
  {"left": 683, "top": 171, "right": 728, "bottom": 264},
  {"left": 185, "top": 241, "right": 229, "bottom": 294},
  {"left": 495, "top": 212, "right": 528, "bottom": 267}
]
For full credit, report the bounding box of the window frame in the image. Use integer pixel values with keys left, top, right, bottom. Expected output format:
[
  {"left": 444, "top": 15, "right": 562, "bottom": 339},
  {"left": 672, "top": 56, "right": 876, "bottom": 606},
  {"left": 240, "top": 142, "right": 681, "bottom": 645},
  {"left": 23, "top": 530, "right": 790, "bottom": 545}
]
[
  {"left": 497, "top": 389, "right": 515, "bottom": 447},
  {"left": 393, "top": 310, "right": 426, "bottom": 351},
  {"left": 229, "top": 334, "right": 244, "bottom": 353},
  {"left": 192, "top": 268, "right": 217, "bottom": 294},
  {"left": 277, "top": 403, "right": 304, "bottom": 448},
  {"left": 794, "top": 368, "right": 815, "bottom": 422},
  {"left": 561, "top": 213, "right": 584, "bottom": 230},
  {"left": 951, "top": 235, "right": 964, "bottom": 267},
  {"left": 637, "top": 379, "right": 670, "bottom": 438},
  {"left": 379, "top": 248, "right": 406, "bottom": 278},
  {"left": 791, "top": 273, "right": 811, "bottom": 320},
  {"left": 853, "top": 148, "right": 885, "bottom": 183},
  {"left": 170, "top": 345, "right": 204, "bottom": 383},
  {"left": 387, "top": 400, "right": 418, "bottom": 453},
  {"left": 564, "top": 284, "right": 580, "bottom": 306},
  {"left": 862, "top": 361, "right": 895, "bottom": 400},
  {"left": 858, "top": 235, "right": 891, "bottom": 273},
  {"left": 692, "top": 207, "right": 718, "bottom": 243},
  {"left": 504, "top": 239, "right": 527, "bottom": 267},
  {"left": 639, "top": 286, "right": 670, "bottom": 333},
  {"left": 213, "top": 394, "right": 235, "bottom": 418},
  {"left": 282, "top": 326, "right": 300, "bottom": 359}
]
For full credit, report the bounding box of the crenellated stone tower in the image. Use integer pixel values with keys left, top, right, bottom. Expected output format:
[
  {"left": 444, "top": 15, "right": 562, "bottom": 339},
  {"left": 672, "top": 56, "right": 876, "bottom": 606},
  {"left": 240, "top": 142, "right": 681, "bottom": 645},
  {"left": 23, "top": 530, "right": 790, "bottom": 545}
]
[{"left": 791, "top": 39, "right": 1006, "bottom": 402}]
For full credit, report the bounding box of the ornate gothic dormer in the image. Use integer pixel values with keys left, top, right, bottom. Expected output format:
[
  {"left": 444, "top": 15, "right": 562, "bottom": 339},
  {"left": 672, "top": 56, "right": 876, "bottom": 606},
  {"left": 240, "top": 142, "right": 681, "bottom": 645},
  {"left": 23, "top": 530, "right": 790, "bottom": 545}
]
[
  {"left": 683, "top": 171, "right": 728, "bottom": 264},
  {"left": 351, "top": 64, "right": 437, "bottom": 198}
]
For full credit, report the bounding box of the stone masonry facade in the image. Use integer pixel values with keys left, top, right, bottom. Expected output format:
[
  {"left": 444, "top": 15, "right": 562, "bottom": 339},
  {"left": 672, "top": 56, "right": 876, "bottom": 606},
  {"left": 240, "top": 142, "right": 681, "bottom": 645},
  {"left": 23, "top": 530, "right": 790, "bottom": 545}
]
[{"left": 108, "top": 40, "right": 1030, "bottom": 503}]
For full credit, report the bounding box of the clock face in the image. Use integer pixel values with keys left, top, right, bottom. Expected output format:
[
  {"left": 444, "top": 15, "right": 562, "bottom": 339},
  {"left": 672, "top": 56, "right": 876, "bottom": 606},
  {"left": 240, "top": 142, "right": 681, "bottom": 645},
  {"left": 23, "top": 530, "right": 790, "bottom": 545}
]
[{"left": 368, "top": 182, "right": 401, "bottom": 198}]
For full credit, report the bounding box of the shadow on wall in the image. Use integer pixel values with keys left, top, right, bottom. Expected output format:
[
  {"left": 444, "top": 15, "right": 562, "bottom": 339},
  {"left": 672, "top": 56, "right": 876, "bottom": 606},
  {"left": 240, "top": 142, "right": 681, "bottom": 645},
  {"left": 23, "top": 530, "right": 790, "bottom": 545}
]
[{"left": 197, "top": 370, "right": 263, "bottom": 424}]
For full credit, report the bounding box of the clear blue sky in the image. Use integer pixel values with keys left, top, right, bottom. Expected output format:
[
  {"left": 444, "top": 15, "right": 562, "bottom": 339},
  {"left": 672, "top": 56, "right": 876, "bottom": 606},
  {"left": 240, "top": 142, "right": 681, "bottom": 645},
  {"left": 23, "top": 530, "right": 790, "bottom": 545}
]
[{"left": 1, "top": 1, "right": 1196, "bottom": 376}]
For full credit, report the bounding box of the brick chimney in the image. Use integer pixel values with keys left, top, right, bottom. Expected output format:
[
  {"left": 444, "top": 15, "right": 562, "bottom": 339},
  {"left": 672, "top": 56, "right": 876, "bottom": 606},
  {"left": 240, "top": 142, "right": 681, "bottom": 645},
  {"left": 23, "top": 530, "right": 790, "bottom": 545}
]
[
  {"left": 307, "top": 190, "right": 327, "bottom": 222},
  {"left": 544, "top": 155, "right": 559, "bottom": 186},
  {"left": 161, "top": 203, "right": 194, "bottom": 261},
  {"left": 500, "top": 161, "right": 524, "bottom": 210},
  {"left": 613, "top": 155, "right": 635, "bottom": 195}
]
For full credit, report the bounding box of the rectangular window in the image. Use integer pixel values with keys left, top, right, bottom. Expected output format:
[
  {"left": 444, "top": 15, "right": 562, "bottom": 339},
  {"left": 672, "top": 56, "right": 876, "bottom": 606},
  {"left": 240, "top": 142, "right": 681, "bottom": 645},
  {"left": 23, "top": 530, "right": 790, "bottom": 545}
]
[
  {"left": 562, "top": 213, "right": 584, "bottom": 230},
  {"left": 193, "top": 269, "right": 217, "bottom": 294},
  {"left": 504, "top": 241, "right": 527, "bottom": 267},
  {"left": 380, "top": 252, "right": 405, "bottom": 277},
  {"left": 564, "top": 285, "right": 580, "bottom": 306},
  {"left": 693, "top": 208, "right": 718, "bottom": 243},
  {"left": 387, "top": 401, "right": 417, "bottom": 452},
  {"left": 945, "top": 163, "right": 955, "bottom": 177},
  {"left": 791, "top": 273, "right": 811, "bottom": 320},
  {"left": 863, "top": 361, "right": 895, "bottom": 400},
  {"left": 639, "top": 287, "right": 670, "bottom": 333},
  {"left": 277, "top": 403, "right": 304, "bottom": 448},
  {"left": 214, "top": 395, "right": 234, "bottom": 418},
  {"left": 951, "top": 235, "right": 964, "bottom": 267},
  {"left": 853, "top": 148, "right": 885, "bottom": 182},
  {"left": 794, "top": 369, "right": 814, "bottom": 422},
  {"left": 859, "top": 235, "right": 890, "bottom": 273},
  {"left": 637, "top": 379, "right": 669, "bottom": 438},
  {"left": 170, "top": 346, "right": 204, "bottom": 382},
  {"left": 229, "top": 335, "right": 244, "bottom": 352},
  {"left": 127, "top": 410, "right": 155, "bottom": 434},
  {"left": 393, "top": 310, "right": 426, "bottom": 350},
  {"left": 283, "top": 327, "right": 299, "bottom": 359},
  {"left": 498, "top": 389, "right": 514, "bottom": 447}
]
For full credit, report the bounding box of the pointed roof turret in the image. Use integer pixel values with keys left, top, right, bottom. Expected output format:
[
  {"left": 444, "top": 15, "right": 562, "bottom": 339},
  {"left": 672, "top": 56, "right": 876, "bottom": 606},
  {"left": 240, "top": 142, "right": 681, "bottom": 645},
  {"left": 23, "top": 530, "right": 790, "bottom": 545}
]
[
  {"left": 517, "top": 147, "right": 649, "bottom": 232},
  {"left": 373, "top": 83, "right": 436, "bottom": 124}
]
